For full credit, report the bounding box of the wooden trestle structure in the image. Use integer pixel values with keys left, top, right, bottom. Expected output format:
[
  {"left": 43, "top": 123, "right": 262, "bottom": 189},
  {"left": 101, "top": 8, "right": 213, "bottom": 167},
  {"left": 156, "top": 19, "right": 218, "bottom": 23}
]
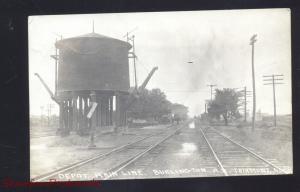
[{"left": 57, "top": 91, "right": 127, "bottom": 135}]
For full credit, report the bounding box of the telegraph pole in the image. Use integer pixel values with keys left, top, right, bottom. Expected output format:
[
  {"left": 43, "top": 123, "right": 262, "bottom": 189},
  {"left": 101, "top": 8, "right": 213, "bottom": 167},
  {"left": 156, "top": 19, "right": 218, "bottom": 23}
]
[
  {"left": 263, "top": 74, "right": 284, "bottom": 127},
  {"left": 241, "top": 86, "right": 252, "bottom": 122},
  {"left": 207, "top": 84, "right": 217, "bottom": 101},
  {"left": 124, "top": 30, "right": 138, "bottom": 89},
  {"left": 50, "top": 39, "right": 59, "bottom": 96},
  {"left": 250, "top": 34, "right": 257, "bottom": 131},
  {"left": 132, "top": 35, "right": 138, "bottom": 89}
]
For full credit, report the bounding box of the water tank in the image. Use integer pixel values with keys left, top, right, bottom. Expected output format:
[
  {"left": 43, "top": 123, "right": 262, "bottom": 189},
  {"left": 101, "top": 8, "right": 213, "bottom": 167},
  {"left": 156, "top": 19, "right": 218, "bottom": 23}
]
[{"left": 55, "top": 32, "right": 132, "bottom": 92}]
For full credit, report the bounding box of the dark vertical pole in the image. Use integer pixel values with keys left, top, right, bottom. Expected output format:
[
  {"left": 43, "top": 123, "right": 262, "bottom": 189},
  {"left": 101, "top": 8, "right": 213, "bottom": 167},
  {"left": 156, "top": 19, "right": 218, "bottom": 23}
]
[
  {"left": 132, "top": 36, "right": 138, "bottom": 89},
  {"left": 272, "top": 75, "right": 277, "bottom": 127},
  {"left": 263, "top": 74, "right": 283, "bottom": 127},
  {"left": 84, "top": 96, "right": 89, "bottom": 132},
  {"left": 65, "top": 100, "right": 69, "bottom": 134},
  {"left": 101, "top": 97, "right": 105, "bottom": 126},
  {"left": 120, "top": 95, "right": 125, "bottom": 126},
  {"left": 97, "top": 96, "right": 101, "bottom": 128},
  {"left": 64, "top": 101, "right": 69, "bottom": 133},
  {"left": 106, "top": 96, "right": 109, "bottom": 126},
  {"left": 110, "top": 96, "right": 113, "bottom": 125},
  {"left": 100, "top": 97, "right": 104, "bottom": 126},
  {"left": 103, "top": 97, "right": 107, "bottom": 126},
  {"left": 72, "top": 95, "right": 78, "bottom": 132},
  {"left": 59, "top": 102, "right": 63, "bottom": 133},
  {"left": 71, "top": 99, "right": 73, "bottom": 131},
  {"left": 65, "top": 101, "right": 68, "bottom": 132},
  {"left": 95, "top": 95, "right": 98, "bottom": 127},
  {"left": 116, "top": 92, "right": 121, "bottom": 127},
  {"left": 250, "top": 35, "right": 257, "bottom": 131},
  {"left": 55, "top": 39, "right": 58, "bottom": 96},
  {"left": 62, "top": 101, "right": 66, "bottom": 133},
  {"left": 251, "top": 41, "right": 256, "bottom": 131},
  {"left": 78, "top": 96, "right": 82, "bottom": 134}
]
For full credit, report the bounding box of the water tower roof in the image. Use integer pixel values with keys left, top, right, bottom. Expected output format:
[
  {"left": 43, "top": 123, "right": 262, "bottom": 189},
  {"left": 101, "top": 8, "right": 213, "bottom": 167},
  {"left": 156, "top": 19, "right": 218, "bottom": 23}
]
[{"left": 56, "top": 32, "right": 132, "bottom": 50}]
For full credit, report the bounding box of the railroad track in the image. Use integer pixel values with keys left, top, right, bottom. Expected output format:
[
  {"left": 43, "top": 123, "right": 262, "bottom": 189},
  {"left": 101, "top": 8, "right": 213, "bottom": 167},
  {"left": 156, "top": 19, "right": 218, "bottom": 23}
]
[
  {"left": 32, "top": 123, "right": 184, "bottom": 182},
  {"left": 199, "top": 126, "right": 288, "bottom": 176},
  {"left": 102, "top": 125, "right": 184, "bottom": 180},
  {"left": 109, "top": 122, "right": 288, "bottom": 179}
]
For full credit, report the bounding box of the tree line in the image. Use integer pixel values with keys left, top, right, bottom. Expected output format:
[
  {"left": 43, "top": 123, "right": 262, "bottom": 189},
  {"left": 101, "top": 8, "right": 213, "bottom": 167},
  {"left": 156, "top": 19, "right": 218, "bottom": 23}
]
[
  {"left": 127, "top": 88, "right": 188, "bottom": 123},
  {"left": 206, "top": 88, "right": 242, "bottom": 125}
]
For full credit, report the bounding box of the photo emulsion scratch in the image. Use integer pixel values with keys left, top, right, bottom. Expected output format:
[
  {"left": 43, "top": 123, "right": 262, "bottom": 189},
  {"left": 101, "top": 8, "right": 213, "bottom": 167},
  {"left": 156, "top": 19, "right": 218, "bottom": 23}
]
[{"left": 29, "top": 8, "right": 292, "bottom": 181}]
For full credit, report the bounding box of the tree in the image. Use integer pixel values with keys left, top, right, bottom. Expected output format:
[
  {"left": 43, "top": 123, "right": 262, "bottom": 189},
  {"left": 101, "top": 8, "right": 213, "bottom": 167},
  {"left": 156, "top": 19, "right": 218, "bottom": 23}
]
[
  {"left": 148, "top": 89, "right": 172, "bottom": 120},
  {"left": 128, "top": 88, "right": 172, "bottom": 120},
  {"left": 171, "top": 103, "right": 189, "bottom": 121},
  {"left": 207, "top": 88, "right": 241, "bottom": 125}
]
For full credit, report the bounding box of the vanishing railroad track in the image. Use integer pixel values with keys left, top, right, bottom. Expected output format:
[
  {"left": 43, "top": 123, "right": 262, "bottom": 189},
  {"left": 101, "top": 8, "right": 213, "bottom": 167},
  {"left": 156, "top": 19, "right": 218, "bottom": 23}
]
[
  {"left": 198, "top": 126, "right": 288, "bottom": 176},
  {"left": 32, "top": 122, "right": 289, "bottom": 181},
  {"left": 32, "top": 124, "right": 184, "bottom": 182},
  {"left": 111, "top": 123, "right": 289, "bottom": 179}
]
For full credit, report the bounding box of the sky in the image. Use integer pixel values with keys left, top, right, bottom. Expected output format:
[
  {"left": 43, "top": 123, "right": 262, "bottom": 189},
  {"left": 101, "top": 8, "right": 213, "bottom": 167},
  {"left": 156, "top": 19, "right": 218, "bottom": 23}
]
[{"left": 28, "top": 8, "right": 291, "bottom": 117}]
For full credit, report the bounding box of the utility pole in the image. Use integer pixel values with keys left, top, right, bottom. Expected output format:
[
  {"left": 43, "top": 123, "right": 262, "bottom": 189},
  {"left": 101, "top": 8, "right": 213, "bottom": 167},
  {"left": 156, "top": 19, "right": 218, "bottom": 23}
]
[
  {"left": 263, "top": 74, "right": 284, "bottom": 127},
  {"left": 207, "top": 84, "right": 217, "bottom": 101},
  {"left": 241, "top": 86, "right": 252, "bottom": 122},
  {"left": 132, "top": 35, "right": 138, "bottom": 89},
  {"left": 50, "top": 39, "right": 59, "bottom": 96},
  {"left": 250, "top": 34, "right": 257, "bottom": 131},
  {"left": 124, "top": 30, "right": 138, "bottom": 89}
]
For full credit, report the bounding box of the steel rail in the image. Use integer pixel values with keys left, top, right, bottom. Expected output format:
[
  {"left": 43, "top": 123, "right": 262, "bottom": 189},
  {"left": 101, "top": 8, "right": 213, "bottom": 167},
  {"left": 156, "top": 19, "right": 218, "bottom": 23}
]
[
  {"left": 208, "top": 127, "right": 288, "bottom": 174},
  {"left": 198, "top": 126, "right": 228, "bottom": 176},
  {"left": 103, "top": 124, "right": 186, "bottom": 180},
  {"left": 32, "top": 127, "right": 174, "bottom": 182}
]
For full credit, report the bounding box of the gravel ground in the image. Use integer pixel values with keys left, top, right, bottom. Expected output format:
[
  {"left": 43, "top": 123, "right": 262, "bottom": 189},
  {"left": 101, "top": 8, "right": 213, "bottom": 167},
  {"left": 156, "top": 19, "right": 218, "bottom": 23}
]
[
  {"left": 30, "top": 125, "right": 172, "bottom": 179},
  {"left": 211, "top": 117, "right": 292, "bottom": 173}
]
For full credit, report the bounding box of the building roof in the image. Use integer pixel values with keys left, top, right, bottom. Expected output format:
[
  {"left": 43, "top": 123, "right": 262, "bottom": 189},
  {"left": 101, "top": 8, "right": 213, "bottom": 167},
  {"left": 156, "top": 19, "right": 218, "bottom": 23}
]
[{"left": 56, "top": 32, "right": 132, "bottom": 50}]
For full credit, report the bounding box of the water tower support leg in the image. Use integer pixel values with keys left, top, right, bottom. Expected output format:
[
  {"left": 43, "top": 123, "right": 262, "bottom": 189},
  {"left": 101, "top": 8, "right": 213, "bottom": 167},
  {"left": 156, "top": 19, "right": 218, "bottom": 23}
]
[
  {"left": 115, "top": 93, "right": 120, "bottom": 127},
  {"left": 84, "top": 96, "right": 89, "bottom": 134},
  {"left": 58, "top": 102, "right": 63, "bottom": 135},
  {"left": 97, "top": 96, "right": 101, "bottom": 129},
  {"left": 68, "top": 99, "right": 73, "bottom": 132},
  {"left": 111, "top": 96, "right": 114, "bottom": 125},
  {"left": 78, "top": 96, "right": 83, "bottom": 134},
  {"left": 72, "top": 95, "right": 78, "bottom": 132}
]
